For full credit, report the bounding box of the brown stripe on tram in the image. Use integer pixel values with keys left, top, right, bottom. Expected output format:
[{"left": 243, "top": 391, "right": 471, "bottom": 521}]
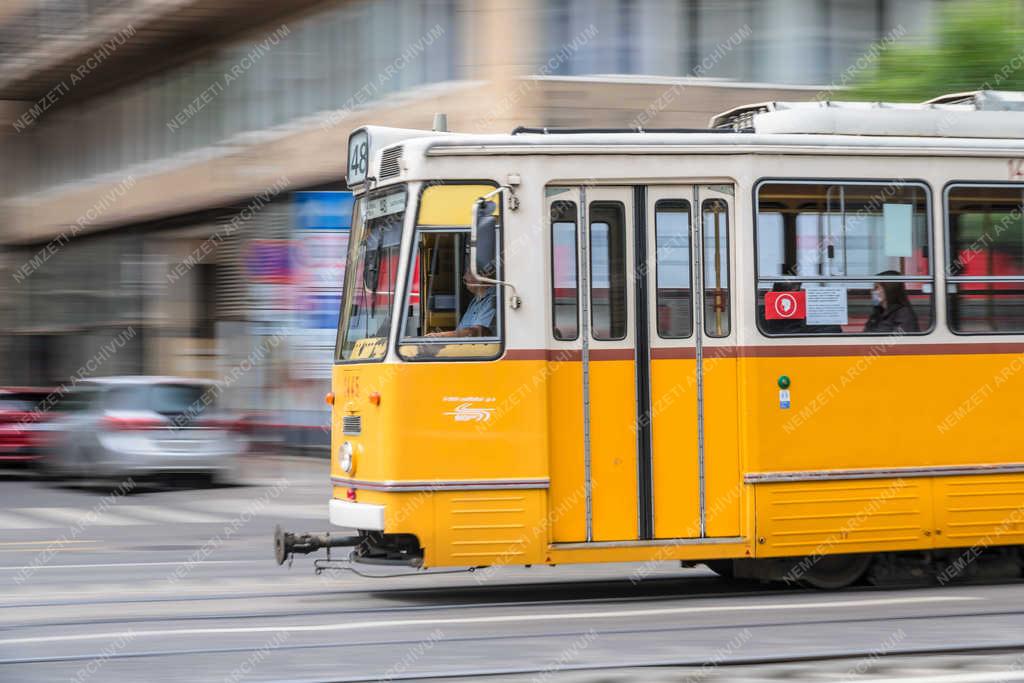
[
  {"left": 502, "top": 349, "right": 633, "bottom": 361},
  {"left": 505, "top": 342, "right": 1024, "bottom": 362},
  {"left": 503, "top": 349, "right": 583, "bottom": 361},
  {"left": 737, "top": 342, "right": 1024, "bottom": 358}
]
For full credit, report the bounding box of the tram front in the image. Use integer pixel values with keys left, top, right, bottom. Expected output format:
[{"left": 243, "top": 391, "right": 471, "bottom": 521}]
[{"left": 275, "top": 126, "right": 547, "bottom": 571}]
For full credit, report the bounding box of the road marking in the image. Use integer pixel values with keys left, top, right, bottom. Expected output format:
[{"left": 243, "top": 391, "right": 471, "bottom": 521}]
[
  {"left": 0, "top": 559, "right": 258, "bottom": 571},
  {"left": 25, "top": 507, "right": 145, "bottom": 527},
  {"left": 119, "top": 506, "right": 225, "bottom": 524},
  {"left": 189, "top": 500, "right": 325, "bottom": 520},
  {"left": 0, "top": 511, "right": 51, "bottom": 529},
  {"left": 0, "top": 500, "right": 321, "bottom": 530},
  {"left": 0, "top": 546, "right": 102, "bottom": 553},
  {"left": 188, "top": 499, "right": 285, "bottom": 514},
  {"left": 0, "top": 595, "right": 978, "bottom": 645},
  {"left": 0, "top": 540, "right": 96, "bottom": 546}
]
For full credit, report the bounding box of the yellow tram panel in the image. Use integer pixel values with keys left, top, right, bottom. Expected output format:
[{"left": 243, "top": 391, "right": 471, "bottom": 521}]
[
  {"left": 701, "top": 355, "right": 742, "bottom": 538},
  {"left": 741, "top": 352, "right": 1024, "bottom": 474},
  {"left": 932, "top": 474, "right": 1024, "bottom": 549},
  {"left": 649, "top": 356, "right": 700, "bottom": 539},
  {"left": 587, "top": 358, "right": 640, "bottom": 542},
  {"left": 752, "top": 478, "right": 933, "bottom": 558},
  {"left": 546, "top": 357, "right": 588, "bottom": 543}
]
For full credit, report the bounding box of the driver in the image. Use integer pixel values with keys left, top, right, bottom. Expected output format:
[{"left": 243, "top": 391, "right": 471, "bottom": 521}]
[{"left": 426, "top": 267, "right": 496, "bottom": 338}]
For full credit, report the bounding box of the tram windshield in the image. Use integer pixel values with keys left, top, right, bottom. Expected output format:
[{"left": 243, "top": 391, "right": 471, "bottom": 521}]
[{"left": 336, "top": 187, "right": 406, "bottom": 361}]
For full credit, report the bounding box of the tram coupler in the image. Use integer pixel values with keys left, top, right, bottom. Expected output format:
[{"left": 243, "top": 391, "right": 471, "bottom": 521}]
[{"left": 274, "top": 524, "right": 363, "bottom": 565}]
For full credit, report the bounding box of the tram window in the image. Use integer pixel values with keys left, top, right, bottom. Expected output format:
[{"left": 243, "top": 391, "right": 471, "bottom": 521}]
[
  {"left": 947, "top": 184, "right": 1024, "bottom": 333},
  {"left": 702, "top": 199, "right": 730, "bottom": 338},
  {"left": 337, "top": 189, "right": 405, "bottom": 361},
  {"left": 589, "top": 202, "right": 628, "bottom": 341},
  {"left": 551, "top": 201, "right": 579, "bottom": 341},
  {"left": 755, "top": 181, "right": 933, "bottom": 336},
  {"left": 655, "top": 200, "right": 693, "bottom": 338},
  {"left": 397, "top": 228, "right": 502, "bottom": 360}
]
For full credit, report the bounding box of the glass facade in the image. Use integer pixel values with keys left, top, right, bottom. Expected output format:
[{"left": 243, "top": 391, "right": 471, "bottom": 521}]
[
  {"left": 4, "top": 0, "right": 460, "bottom": 197},
  {"left": 539, "top": 0, "right": 925, "bottom": 85}
]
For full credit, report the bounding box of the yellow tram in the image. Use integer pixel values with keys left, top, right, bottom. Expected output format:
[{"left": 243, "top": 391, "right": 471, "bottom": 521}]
[{"left": 277, "top": 92, "right": 1024, "bottom": 588}]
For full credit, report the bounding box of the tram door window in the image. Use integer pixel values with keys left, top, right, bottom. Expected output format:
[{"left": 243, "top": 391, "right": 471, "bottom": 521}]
[
  {"left": 654, "top": 200, "right": 693, "bottom": 338},
  {"left": 551, "top": 201, "right": 579, "bottom": 341},
  {"left": 589, "top": 203, "right": 628, "bottom": 340},
  {"left": 702, "top": 199, "right": 731, "bottom": 337}
]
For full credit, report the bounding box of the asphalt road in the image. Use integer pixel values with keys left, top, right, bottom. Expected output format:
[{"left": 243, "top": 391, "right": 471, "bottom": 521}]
[{"left": 2, "top": 456, "right": 1024, "bottom": 682}]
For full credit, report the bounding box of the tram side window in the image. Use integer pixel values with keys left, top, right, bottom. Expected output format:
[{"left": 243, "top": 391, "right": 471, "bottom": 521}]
[
  {"left": 551, "top": 201, "right": 579, "bottom": 341},
  {"left": 655, "top": 200, "right": 693, "bottom": 338},
  {"left": 947, "top": 185, "right": 1024, "bottom": 333},
  {"left": 703, "top": 199, "right": 731, "bottom": 338},
  {"left": 397, "top": 228, "right": 502, "bottom": 360},
  {"left": 590, "top": 202, "right": 628, "bottom": 341},
  {"left": 755, "top": 182, "right": 933, "bottom": 336}
]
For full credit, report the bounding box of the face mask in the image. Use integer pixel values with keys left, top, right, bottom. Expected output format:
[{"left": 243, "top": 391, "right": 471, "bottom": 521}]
[{"left": 871, "top": 290, "right": 883, "bottom": 307}]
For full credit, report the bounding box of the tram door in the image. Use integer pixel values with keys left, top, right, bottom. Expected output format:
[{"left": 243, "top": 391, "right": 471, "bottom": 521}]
[
  {"left": 646, "top": 185, "right": 741, "bottom": 540},
  {"left": 547, "top": 185, "right": 740, "bottom": 543}
]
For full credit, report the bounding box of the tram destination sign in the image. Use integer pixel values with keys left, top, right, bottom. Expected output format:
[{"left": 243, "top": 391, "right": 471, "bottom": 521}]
[{"left": 365, "top": 189, "right": 406, "bottom": 220}]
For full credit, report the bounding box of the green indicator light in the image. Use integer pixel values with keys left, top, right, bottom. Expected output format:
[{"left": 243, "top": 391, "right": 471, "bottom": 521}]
[{"left": 778, "top": 375, "right": 791, "bottom": 389}]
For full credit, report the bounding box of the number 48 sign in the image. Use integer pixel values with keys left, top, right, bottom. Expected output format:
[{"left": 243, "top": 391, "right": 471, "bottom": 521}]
[{"left": 347, "top": 129, "right": 369, "bottom": 186}]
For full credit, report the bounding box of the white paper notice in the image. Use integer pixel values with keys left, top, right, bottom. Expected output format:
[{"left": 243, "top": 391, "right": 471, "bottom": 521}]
[
  {"left": 805, "top": 287, "right": 848, "bottom": 325},
  {"left": 883, "top": 203, "right": 913, "bottom": 257}
]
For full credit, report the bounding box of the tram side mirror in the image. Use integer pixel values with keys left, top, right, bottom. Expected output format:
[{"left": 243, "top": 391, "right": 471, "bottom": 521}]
[{"left": 472, "top": 200, "right": 498, "bottom": 278}]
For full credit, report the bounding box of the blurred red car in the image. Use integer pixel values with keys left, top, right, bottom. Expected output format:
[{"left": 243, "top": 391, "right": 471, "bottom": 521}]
[{"left": 0, "top": 387, "right": 55, "bottom": 462}]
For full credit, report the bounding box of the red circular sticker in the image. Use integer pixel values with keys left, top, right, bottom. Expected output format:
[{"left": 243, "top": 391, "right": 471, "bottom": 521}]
[{"left": 773, "top": 293, "right": 799, "bottom": 318}]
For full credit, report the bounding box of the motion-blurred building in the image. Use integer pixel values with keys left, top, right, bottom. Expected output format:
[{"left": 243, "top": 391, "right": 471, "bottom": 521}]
[{"left": 0, "top": 0, "right": 938, "bottom": 447}]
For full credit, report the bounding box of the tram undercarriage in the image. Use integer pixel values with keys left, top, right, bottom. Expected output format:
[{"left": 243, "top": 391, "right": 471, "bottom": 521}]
[{"left": 275, "top": 522, "right": 1022, "bottom": 589}]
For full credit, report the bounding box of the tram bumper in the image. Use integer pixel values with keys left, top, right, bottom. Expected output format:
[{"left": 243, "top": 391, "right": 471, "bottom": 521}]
[{"left": 328, "top": 498, "right": 385, "bottom": 530}]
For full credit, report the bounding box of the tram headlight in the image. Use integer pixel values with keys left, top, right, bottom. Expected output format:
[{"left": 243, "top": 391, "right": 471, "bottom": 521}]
[{"left": 339, "top": 441, "right": 354, "bottom": 473}]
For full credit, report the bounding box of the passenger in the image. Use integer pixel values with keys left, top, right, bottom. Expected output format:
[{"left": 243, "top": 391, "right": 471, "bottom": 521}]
[
  {"left": 864, "top": 270, "right": 920, "bottom": 333},
  {"left": 426, "top": 267, "right": 496, "bottom": 338}
]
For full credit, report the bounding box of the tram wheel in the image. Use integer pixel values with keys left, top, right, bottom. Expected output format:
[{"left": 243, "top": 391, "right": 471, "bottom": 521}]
[{"left": 799, "top": 554, "right": 872, "bottom": 590}]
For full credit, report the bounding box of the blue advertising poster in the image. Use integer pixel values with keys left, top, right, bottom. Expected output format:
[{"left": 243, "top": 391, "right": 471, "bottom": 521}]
[
  {"left": 294, "top": 191, "right": 354, "bottom": 231},
  {"left": 292, "top": 191, "right": 353, "bottom": 378}
]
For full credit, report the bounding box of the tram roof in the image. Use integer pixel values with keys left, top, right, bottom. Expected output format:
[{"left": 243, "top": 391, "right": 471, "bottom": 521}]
[
  {"left": 411, "top": 126, "right": 1024, "bottom": 156},
  {"left": 709, "top": 90, "right": 1024, "bottom": 138},
  {"left": 353, "top": 92, "right": 1024, "bottom": 187}
]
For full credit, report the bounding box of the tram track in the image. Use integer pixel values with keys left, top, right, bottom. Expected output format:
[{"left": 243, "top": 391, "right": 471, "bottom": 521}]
[
  {"left": 0, "top": 572, "right": 784, "bottom": 612},
  {"left": 7, "top": 575, "right": 1024, "bottom": 632},
  {"left": 3, "top": 614, "right": 1024, "bottom": 675},
  {"left": 11, "top": 561, "right": 1022, "bottom": 612},
  {"left": 2, "top": 593, "right": 991, "bottom": 634},
  {"left": 0, "top": 594, "right": 1014, "bottom": 653}
]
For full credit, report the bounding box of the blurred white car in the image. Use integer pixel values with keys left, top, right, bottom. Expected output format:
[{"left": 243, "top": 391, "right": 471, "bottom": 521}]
[{"left": 44, "top": 377, "right": 245, "bottom": 484}]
